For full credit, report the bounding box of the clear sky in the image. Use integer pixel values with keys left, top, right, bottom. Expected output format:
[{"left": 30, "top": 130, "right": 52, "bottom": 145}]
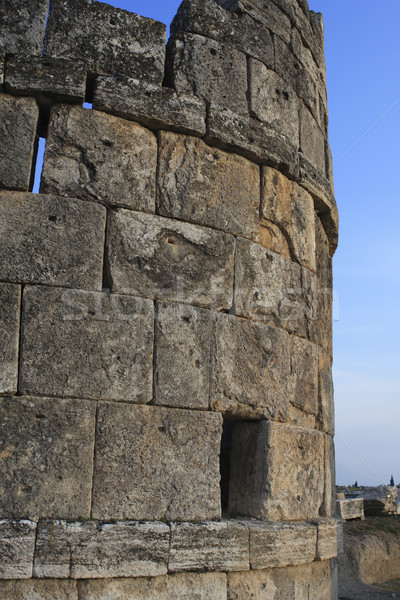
[{"left": 99, "top": 0, "right": 400, "bottom": 486}]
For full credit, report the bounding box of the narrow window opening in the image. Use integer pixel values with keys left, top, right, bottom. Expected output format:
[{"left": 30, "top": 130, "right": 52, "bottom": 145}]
[
  {"left": 85, "top": 73, "right": 97, "bottom": 105},
  {"left": 220, "top": 419, "right": 233, "bottom": 516},
  {"left": 31, "top": 137, "right": 46, "bottom": 194}
]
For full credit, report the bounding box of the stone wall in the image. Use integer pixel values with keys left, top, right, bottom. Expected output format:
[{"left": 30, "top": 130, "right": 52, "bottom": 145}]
[{"left": 0, "top": 0, "right": 339, "bottom": 597}]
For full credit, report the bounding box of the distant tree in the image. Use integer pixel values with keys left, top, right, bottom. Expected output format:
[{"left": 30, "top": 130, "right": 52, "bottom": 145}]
[
  {"left": 390, "top": 474, "right": 395, "bottom": 487},
  {"left": 354, "top": 480, "right": 358, "bottom": 488}
]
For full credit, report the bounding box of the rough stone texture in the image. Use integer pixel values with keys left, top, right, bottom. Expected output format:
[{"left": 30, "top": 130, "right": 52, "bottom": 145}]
[
  {"left": 0, "top": 283, "right": 20, "bottom": 394},
  {"left": 319, "top": 348, "right": 335, "bottom": 434},
  {"left": 34, "top": 520, "right": 170, "bottom": 579},
  {"left": 336, "top": 499, "right": 364, "bottom": 522},
  {"left": 4, "top": 56, "right": 86, "bottom": 103},
  {"left": 155, "top": 302, "right": 213, "bottom": 410},
  {"left": 300, "top": 103, "right": 326, "bottom": 175},
  {"left": 41, "top": 105, "right": 157, "bottom": 212},
  {"left": 0, "top": 95, "right": 38, "bottom": 190},
  {"left": 211, "top": 313, "right": 290, "bottom": 420},
  {"left": 258, "top": 220, "right": 291, "bottom": 259},
  {"left": 0, "top": 192, "right": 105, "bottom": 290},
  {"left": 0, "top": 396, "right": 95, "bottom": 520},
  {"left": 290, "top": 335, "right": 319, "bottom": 416},
  {"left": 79, "top": 573, "right": 228, "bottom": 600},
  {"left": 94, "top": 76, "right": 206, "bottom": 136},
  {"left": 158, "top": 132, "right": 260, "bottom": 239},
  {"left": 169, "top": 522, "right": 249, "bottom": 572},
  {"left": 249, "top": 59, "right": 299, "bottom": 144},
  {"left": 92, "top": 404, "right": 222, "bottom": 521},
  {"left": 249, "top": 521, "right": 317, "bottom": 569},
  {"left": 166, "top": 33, "right": 248, "bottom": 115},
  {"left": 107, "top": 210, "right": 235, "bottom": 310},
  {"left": 0, "top": 0, "right": 49, "bottom": 56},
  {"left": 0, "top": 580, "right": 78, "bottom": 600},
  {"left": 43, "top": 0, "right": 166, "bottom": 83},
  {"left": 0, "top": 520, "right": 36, "bottom": 579},
  {"left": 261, "top": 166, "right": 316, "bottom": 270},
  {"left": 314, "top": 518, "right": 342, "bottom": 561},
  {"left": 323, "top": 434, "right": 336, "bottom": 518},
  {"left": 234, "top": 238, "right": 315, "bottom": 338},
  {"left": 20, "top": 286, "right": 154, "bottom": 403}
]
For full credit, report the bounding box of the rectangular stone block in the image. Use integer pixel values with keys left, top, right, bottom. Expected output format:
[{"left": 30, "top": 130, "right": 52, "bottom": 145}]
[
  {"left": 0, "top": 95, "right": 38, "bottom": 190},
  {"left": 169, "top": 522, "right": 249, "bottom": 572},
  {"left": 318, "top": 349, "right": 335, "bottom": 434},
  {"left": 0, "top": 192, "right": 105, "bottom": 289},
  {"left": 0, "top": 520, "right": 36, "bottom": 579},
  {"left": 92, "top": 404, "right": 222, "bottom": 521},
  {"left": 314, "top": 518, "right": 341, "bottom": 561},
  {"left": 155, "top": 302, "right": 213, "bottom": 410},
  {"left": 157, "top": 131, "right": 260, "bottom": 240},
  {"left": 211, "top": 313, "right": 290, "bottom": 420},
  {"left": 336, "top": 498, "right": 364, "bottom": 522},
  {"left": 324, "top": 434, "right": 336, "bottom": 518},
  {"left": 166, "top": 33, "right": 248, "bottom": 115},
  {"left": 300, "top": 103, "right": 326, "bottom": 175},
  {"left": 34, "top": 520, "right": 170, "bottom": 579},
  {"left": 0, "top": 396, "right": 95, "bottom": 521},
  {"left": 107, "top": 210, "right": 235, "bottom": 310},
  {"left": 43, "top": 0, "right": 166, "bottom": 83},
  {"left": 4, "top": 56, "right": 86, "bottom": 103},
  {"left": 0, "top": 580, "right": 78, "bottom": 600},
  {"left": 0, "top": 0, "right": 49, "bottom": 56},
  {"left": 20, "top": 286, "right": 154, "bottom": 403},
  {"left": 0, "top": 283, "right": 20, "bottom": 394},
  {"left": 41, "top": 104, "right": 157, "bottom": 212},
  {"left": 249, "top": 521, "right": 317, "bottom": 569},
  {"left": 290, "top": 335, "right": 319, "bottom": 416},
  {"left": 94, "top": 76, "right": 206, "bottom": 136}
]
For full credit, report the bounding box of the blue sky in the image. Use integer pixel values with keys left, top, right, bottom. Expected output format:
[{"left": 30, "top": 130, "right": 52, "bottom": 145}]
[{"left": 97, "top": 0, "right": 400, "bottom": 486}]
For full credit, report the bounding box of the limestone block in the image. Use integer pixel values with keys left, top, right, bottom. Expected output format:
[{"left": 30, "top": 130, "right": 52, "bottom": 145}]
[
  {"left": 0, "top": 0, "right": 49, "bottom": 56},
  {"left": 314, "top": 518, "right": 341, "bottom": 561},
  {"left": 211, "top": 313, "right": 290, "bottom": 420},
  {"left": 0, "top": 283, "right": 20, "bottom": 394},
  {"left": 249, "top": 60, "right": 299, "bottom": 145},
  {"left": 20, "top": 286, "right": 154, "bottom": 403},
  {"left": 323, "top": 434, "right": 336, "bottom": 518},
  {"left": 0, "top": 56, "right": 3, "bottom": 90},
  {"left": 34, "top": 520, "right": 170, "bottom": 579},
  {"left": 92, "top": 404, "right": 222, "bottom": 521},
  {"left": 158, "top": 132, "right": 260, "bottom": 240},
  {"left": 261, "top": 166, "right": 316, "bottom": 271},
  {"left": 336, "top": 498, "right": 364, "bottom": 521},
  {"left": 0, "top": 396, "right": 95, "bottom": 520},
  {"left": 169, "top": 521, "right": 249, "bottom": 572},
  {"left": 290, "top": 335, "right": 319, "bottom": 416},
  {"left": 79, "top": 573, "right": 228, "bottom": 600},
  {"left": 300, "top": 103, "right": 326, "bottom": 176},
  {"left": 258, "top": 220, "right": 291, "bottom": 260},
  {"left": 249, "top": 521, "right": 317, "bottom": 569},
  {"left": 0, "top": 580, "right": 78, "bottom": 600},
  {"left": 166, "top": 33, "right": 248, "bottom": 115},
  {"left": 171, "top": 0, "right": 274, "bottom": 69},
  {"left": 0, "top": 520, "right": 36, "bottom": 579},
  {"left": 0, "top": 95, "right": 38, "bottom": 190},
  {"left": 0, "top": 192, "right": 105, "bottom": 290},
  {"left": 155, "top": 302, "right": 213, "bottom": 410},
  {"left": 43, "top": 0, "right": 166, "bottom": 83},
  {"left": 94, "top": 77, "right": 206, "bottom": 136},
  {"left": 107, "top": 210, "right": 235, "bottom": 310},
  {"left": 41, "top": 105, "right": 157, "bottom": 212},
  {"left": 288, "top": 404, "right": 316, "bottom": 430},
  {"left": 234, "top": 238, "right": 315, "bottom": 338},
  {"left": 318, "top": 349, "right": 334, "bottom": 435},
  {"left": 4, "top": 56, "right": 86, "bottom": 103}
]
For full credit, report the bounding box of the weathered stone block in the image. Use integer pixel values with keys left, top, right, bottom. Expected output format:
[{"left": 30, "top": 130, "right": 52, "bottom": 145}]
[
  {"left": 0, "top": 520, "right": 36, "bottom": 579},
  {"left": 92, "top": 404, "right": 222, "bottom": 521},
  {"left": 0, "top": 579, "right": 78, "bottom": 600},
  {"left": 79, "top": 573, "right": 228, "bottom": 600},
  {"left": 290, "top": 335, "right": 319, "bottom": 416},
  {"left": 0, "top": 283, "right": 20, "bottom": 394},
  {"left": 324, "top": 434, "right": 336, "bottom": 518},
  {"left": 158, "top": 132, "right": 260, "bottom": 239},
  {"left": 0, "top": 0, "right": 49, "bottom": 56},
  {"left": 249, "top": 521, "right": 317, "bottom": 569},
  {"left": 94, "top": 76, "right": 206, "bottom": 136},
  {"left": 261, "top": 166, "right": 316, "bottom": 271},
  {"left": 0, "top": 192, "right": 105, "bottom": 289},
  {"left": 249, "top": 59, "right": 299, "bottom": 145},
  {"left": 0, "top": 397, "right": 95, "bottom": 520},
  {"left": 34, "top": 520, "right": 170, "bottom": 579},
  {"left": 211, "top": 313, "right": 290, "bottom": 420},
  {"left": 318, "top": 348, "right": 334, "bottom": 435},
  {"left": 169, "top": 521, "right": 249, "bottom": 572},
  {"left": 0, "top": 95, "right": 38, "bottom": 190},
  {"left": 166, "top": 33, "right": 248, "bottom": 115},
  {"left": 314, "top": 518, "right": 341, "bottom": 561},
  {"left": 336, "top": 498, "right": 364, "bottom": 522},
  {"left": 258, "top": 220, "right": 291, "bottom": 260},
  {"left": 155, "top": 302, "right": 213, "bottom": 410},
  {"left": 20, "top": 286, "right": 154, "bottom": 403},
  {"left": 107, "top": 210, "right": 235, "bottom": 310},
  {"left": 4, "top": 56, "right": 86, "bottom": 103},
  {"left": 43, "top": 0, "right": 166, "bottom": 83},
  {"left": 41, "top": 105, "right": 157, "bottom": 212},
  {"left": 300, "top": 103, "right": 326, "bottom": 175}
]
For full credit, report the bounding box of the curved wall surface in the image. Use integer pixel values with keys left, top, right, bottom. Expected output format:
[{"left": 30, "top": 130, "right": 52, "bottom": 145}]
[{"left": 0, "top": 0, "right": 339, "bottom": 597}]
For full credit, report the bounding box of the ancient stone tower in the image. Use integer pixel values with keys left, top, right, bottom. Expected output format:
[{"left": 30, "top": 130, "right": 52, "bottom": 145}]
[{"left": 0, "top": 0, "right": 339, "bottom": 597}]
